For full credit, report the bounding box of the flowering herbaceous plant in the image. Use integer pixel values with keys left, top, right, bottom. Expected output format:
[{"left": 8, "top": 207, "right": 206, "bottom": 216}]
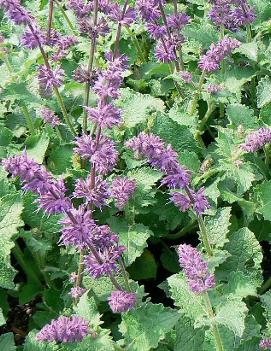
[{"left": 0, "top": 0, "right": 271, "bottom": 350}]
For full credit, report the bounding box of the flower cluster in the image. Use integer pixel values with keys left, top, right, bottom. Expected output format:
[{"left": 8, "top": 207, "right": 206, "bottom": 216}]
[
  {"left": 178, "top": 244, "right": 215, "bottom": 294},
  {"left": 206, "top": 83, "right": 222, "bottom": 94},
  {"left": 111, "top": 177, "right": 136, "bottom": 210},
  {"left": 198, "top": 37, "right": 240, "bottom": 73},
  {"left": 69, "top": 287, "right": 86, "bottom": 299},
  {"left": 38, "top": 65, "right": 64, "bottom": 95},
  {"left": 40, "top": 107, "right": 61, "bottom": 127},
  {"left": 36, "top": 315, "right": 89, "bottom": 343},
  {"left": 208, "top": 0, "right": 255, "bottom": 31},
  {"left": 2, "top": 151, "right": 71, "bottom": 215},
  {"left": 260, "top": 338, "right": 271, "bottom": 349},
  {"left": 136, "top": 0, "right": 189, "bottom": 64},
  {"left": 108, "top": 290, "right": 137, "bottom": 313},
  {"left": 126, "top": 132, "right": 210, "bottom": 215},
  {"left": 240, "top": 127, "right": 271, "bottom": 153}
]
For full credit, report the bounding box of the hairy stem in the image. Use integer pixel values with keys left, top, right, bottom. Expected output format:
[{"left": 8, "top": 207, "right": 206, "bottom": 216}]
[
  {"left": 189, "top": 71, "right": 206, "bottom": 115},
  {"left": 113, "top": 0, "right": 129, "bottom": 58},
  {"left": 55, "top": 0, "right": 76, "bottom": 33},
  {"left": 203, "top": 293, "right": 224, "bottom": 351},
  {"left": 83, "top": 0, "right": 99, "bottom": 133},
  {"left": 47, "top": 0, "right": 54, "bottom": 40},
  {"left": 185, "top": 186, "right": 213, "bottom": 256},
  {"left": 28, "top": 24, "right": 77, "bottom": 136}
]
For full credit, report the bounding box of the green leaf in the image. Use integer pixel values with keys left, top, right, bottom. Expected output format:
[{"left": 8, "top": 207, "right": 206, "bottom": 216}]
[
  {"left": 117, "top": 88, "right": 165, "bottom": 128},
  {"left": 0, "top": 308, "right": 5, "bottom": 326},
  {"left": 0, "top": 127, "right": 13, "bottom": 146},
  {"left": 26, "top": 131, "right": 50, "bottom": 164},
  {"left": 23, "top": 331, "right": 59, "bottom": 351},
  {"left": 226, "top": 103, "right": 258, "bottom": 129},
  {"left": 223, "top": 271, "right": 258, "bottom": 298},
  {"left": 223, "top": 67, "right": 255, "bottom": 93},
  {"left": 152, "top": 113, "right": 199, "bottom": 154},
  {"left": 75, "top": 292, "right": 102, "bottom": 328},
  {"left": 254, "top": 180, "right": 271, "bottom": 221},
  {"left": 236, "top": 42, "right": 258, "bottom": 61},
  {"left": 107, "top": 218, "right": 153, "bottom": 266},
  {"left": 119, "top": 302, "right": 180, "bottom": 351},
  {"left": 63, "top": 332, "right": 115, "bottom": 351},
  {"left": 215, "top": 298, "right": 248, "bottom": 337},
  {"left": 22, "top": 193, "right": 61, "bottom": 236},
  {"left": 128, "top": 249, "right": 157, "bottom": 280},
  {"left": 48, "top": 144, "right": 73, "bottom": 175},
  {"left": 174, "top": 316, "right": 205, "bottom": 351},
  {"left": 0, "top": 333, "right": 16, "bottom": 351},
  {"left": 217, "top": 227, "right": 263, "bottom": 285},
  {"left": 204, "top": 207, "right": 231, "bottom": 248},
  {"left": 127, "top": 167, "right": 162, "bottom": 210},
  {"left": 0, "top": 194, "right": 24, "bottom": 289},
  {"left": 257, "top": 76, "right": 271, "bottom": 108},
  {"left": 182, "top": 23, "right": 219, "bottom": 49},
  {"left": 167, "top": 273, "right": 205, "bottom": 322}
]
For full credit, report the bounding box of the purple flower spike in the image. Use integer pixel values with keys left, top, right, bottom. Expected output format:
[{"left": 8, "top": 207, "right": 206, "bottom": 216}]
[
  {"left": 180, "top": 71, "right": 193, "bottom": 84},
  {"left": 38, "top": 179, "right": 71, "bottom": 215},
  {"left": 161, "top": 166, "right": 192, "bottom": 189},
  {"left": 192, "top": 187, "right": 210, "bottom": 215},
  {"left": 73, "top": 175, "right": 110, "bottom": 209},
  {"left": 69, "top": 287, "right": 86, "bottom": 299},
  {"left": 240, "top": 127, "right": 271, "bottom": 153},
  {"left": 74, "top": 134, "right": 118, "bottom": 175},
  {"left": 84, "top": 245, "right": 125, "bottom": 278},
  {"left": 86, "top": 102, "right": 121, "bottom": 129},
  {"left": 206, "top": 83, "right": 222, "bottom": 94},
  {"left": 198, "top": 37, "right": 240, "bottom": 73},
  {"left": 178, "top": 244, "right": 215, "bottom": 294},
  {"left": 155, "top": 40, "right": 177, "bottom": 63},
  {"left": 36, "top": 315, "right": 89, "bottom": 343},
  {"left": 108, "top": 290, "right": 137, "bottom": 313},
  {"left": 171, "top": 192, "right": 191, "bottom": 212},
  {"left": 21, "top": 27, "right": 45, "bottom": 49},
  {"left": 7, "top": 5, "right": 34, "bottom": 25},
  {"left": 111, "top": 177, "right": 136, "bottom": 210},
  {"left": 38, "top": 65, "right": 64, "bottom": 94},
  {"left": 260, "top": 338, "right": 271, "bottom": 349},
  {"left": 40, "top": 107, "right": 61, "bottom": 127}
]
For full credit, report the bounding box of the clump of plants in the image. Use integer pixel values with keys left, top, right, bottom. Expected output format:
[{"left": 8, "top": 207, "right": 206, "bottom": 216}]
[{"left": 0, "top": 0, "right": 271, "bottom": 350}]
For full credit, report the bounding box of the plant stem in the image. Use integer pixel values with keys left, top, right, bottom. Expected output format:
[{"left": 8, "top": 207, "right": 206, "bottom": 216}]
[
  {"left": 264, "top": 145, "right": 270, "bottom": 168},
  {"left": 198, "top": 102, "right": 215, "bottom": 132},
  {"left": 119, "top": 257, "right": 131, "bottom": 291},
  {"left": 47, "top": 0, "right": 54, "bottom": 40},
  {"left": 53, "top": 86, "right": 77, "bottom": 136},
  {"left": 82, "top": 0, "right": 99, "bottom": 133},
  {"left": 189, "top": 71, "right": 206, "bottom": 115},
  {"left": 55, "top": 0, "right": 76, "bottom": 33},
  {"left": 185, "top": 186, "right": 213, "bottom": 256},
  {"left": 113, "top": 0, "right": 129, "bottom": 58},
  {"left": 21, "top": 104, "right": 35, "bottom": 134},
  {"left": 203, "top": 293, "right": 224, "bottom": 351},
  {"left": 198, "top": 215, "right": 213, "bottom": 257},
  {"left": 27, "top": 23, "right": 77, "bottom": 136},
  {"left": 12, "top": 242, "right": 41, "bottom": 286}
]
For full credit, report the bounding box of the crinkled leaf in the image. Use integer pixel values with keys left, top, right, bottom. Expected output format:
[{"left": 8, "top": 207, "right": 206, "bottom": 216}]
[
  {"left": 257, "top": 76, "right": 271, "bottom": 108},
  {"left": 204, "top": 207, "right": 231, "bottom": 248},
  {"left": 107, "top": 217, "right": 153, "bottom": 266},
  {"left": 226, "top": 103, "right": 258, "bottom": 129},
  {"left": 26, "top": 131, "right": 50, "bottom": 164},
  {"left": 215, "top": 298, "right": 248, "bottom": 337},
  {"left": 174, "top": 316, "right": 205, "bottom": 351},
  {"left": 75, "top": 292, "right": 102, "bottom": 328},
  {"left": 117, "top": 88, "right": 165, "bottom": 128},
  {"left": 167, "top": 273, "right": 205, "bottom": 322},
  {"left": 254, "top": 180, "right": 271, "bottom": 221},
  {"left": 119, "top": 302, "right": 180, "bottom": 351},
  {"left": 0, "top": 194, "right": 24, "bottom": 289},
  {"left": 63, "top": 331, "right": 115, "bottom": 351}
]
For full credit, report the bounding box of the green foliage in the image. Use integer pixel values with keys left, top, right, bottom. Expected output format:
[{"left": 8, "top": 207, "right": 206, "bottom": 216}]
[
  {"left": 0, "top": 333, "right": 16, "bottom": 351},
  {"left": 0, "top": 194, "right": 24, "bottom": 289},
  {"left": 117, "top": 88, "right": 165, "bottom": 128},
  {"left": 257, "top": 76, "right": 271, "bottom": 108},
  {"left": 119, "top": 302, "right": 180, "bottom": 351},
  {"left": 204, "top": 207, "right": 231, "bottom": 248}
]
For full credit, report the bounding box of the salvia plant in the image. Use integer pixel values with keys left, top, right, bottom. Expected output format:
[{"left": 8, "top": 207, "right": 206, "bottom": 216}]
[{"left": 0, "top": 0, "right": 271, "bottom": 350}]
